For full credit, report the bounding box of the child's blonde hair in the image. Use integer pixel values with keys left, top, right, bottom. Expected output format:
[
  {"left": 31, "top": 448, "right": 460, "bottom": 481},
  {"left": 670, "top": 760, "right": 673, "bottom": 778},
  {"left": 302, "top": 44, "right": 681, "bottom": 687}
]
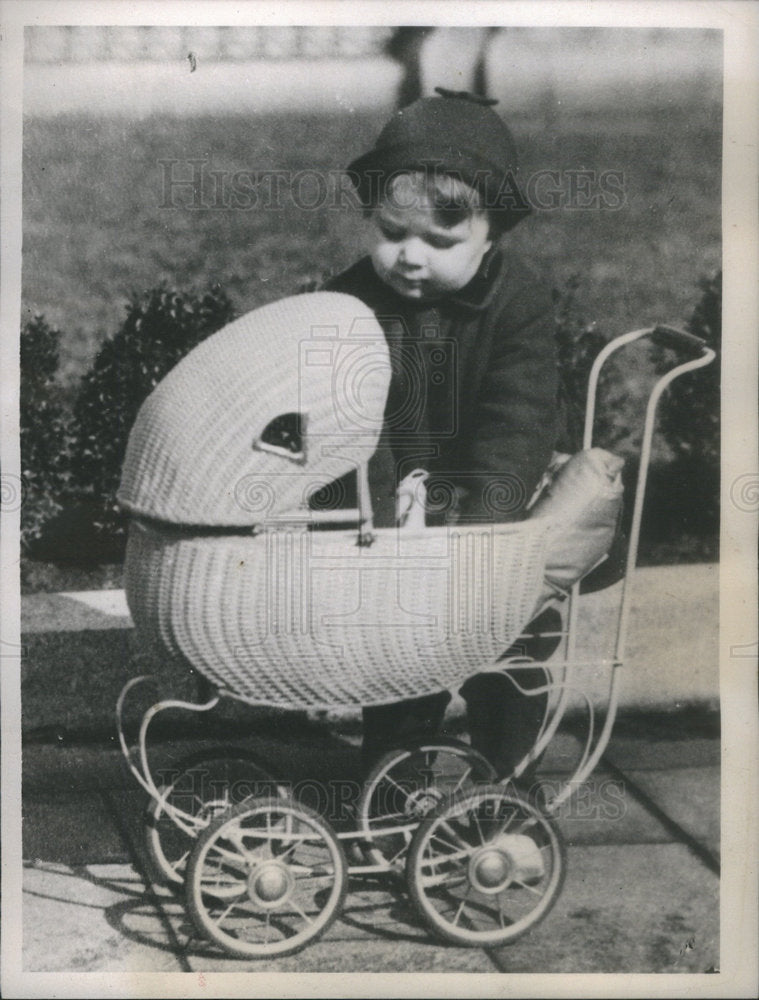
[{"left": 369, "top": 169, "right": 490, "bottom": 232}]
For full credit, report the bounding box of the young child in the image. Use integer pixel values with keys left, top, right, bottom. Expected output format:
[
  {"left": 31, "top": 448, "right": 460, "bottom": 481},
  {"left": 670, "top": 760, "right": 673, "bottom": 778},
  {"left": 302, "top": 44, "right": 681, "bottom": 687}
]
[{"left": 323, "top": 88, "right": 564, "bottom": 783}]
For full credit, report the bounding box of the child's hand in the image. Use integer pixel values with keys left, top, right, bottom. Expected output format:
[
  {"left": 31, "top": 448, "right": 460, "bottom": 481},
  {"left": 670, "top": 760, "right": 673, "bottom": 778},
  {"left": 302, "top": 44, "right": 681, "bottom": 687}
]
[{"left": 396, "top": 468, "right": 429, "bottom": 529}]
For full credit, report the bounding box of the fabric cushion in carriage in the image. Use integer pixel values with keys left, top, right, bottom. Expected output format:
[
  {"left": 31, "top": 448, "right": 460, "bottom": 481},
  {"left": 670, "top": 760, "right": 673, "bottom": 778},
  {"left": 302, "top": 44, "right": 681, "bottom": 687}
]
[
  {"left": 118, "top": 292, "right": 390, "bottom": 526},
  {"left": 124, "top": 516, "right": 551, "bottom": 709},
  {"left": 529, "top": 447, "right": 626, "bottom": 599}
]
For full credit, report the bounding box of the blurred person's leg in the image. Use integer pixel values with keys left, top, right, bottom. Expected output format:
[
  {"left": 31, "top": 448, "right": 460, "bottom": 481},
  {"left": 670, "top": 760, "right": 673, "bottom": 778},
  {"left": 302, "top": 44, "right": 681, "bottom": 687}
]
[
  {"left": 361, "top": 690, "right": 452, "bottom": 775},
  {"left": 460, "top": 606, "right": 562, "bottom": 784}
]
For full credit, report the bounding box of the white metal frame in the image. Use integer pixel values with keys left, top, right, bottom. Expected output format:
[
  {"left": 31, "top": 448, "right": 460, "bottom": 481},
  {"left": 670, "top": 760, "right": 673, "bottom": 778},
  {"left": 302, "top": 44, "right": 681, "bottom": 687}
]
[{"left": 503, "top": 325, "right": 716, "bottom": 808}]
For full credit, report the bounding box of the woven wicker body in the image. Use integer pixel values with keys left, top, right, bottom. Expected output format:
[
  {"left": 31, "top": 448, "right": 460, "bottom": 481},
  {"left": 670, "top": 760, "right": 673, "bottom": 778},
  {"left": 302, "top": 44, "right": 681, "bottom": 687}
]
[
  {"left": 125, "top": 517, "right": 550, "bottom": 709},
  {"left": 118, "top": 292, "right": 390, "bottom": 526},
  {"left": 119, "top": 291, "right": 554, "bottom": 709}
]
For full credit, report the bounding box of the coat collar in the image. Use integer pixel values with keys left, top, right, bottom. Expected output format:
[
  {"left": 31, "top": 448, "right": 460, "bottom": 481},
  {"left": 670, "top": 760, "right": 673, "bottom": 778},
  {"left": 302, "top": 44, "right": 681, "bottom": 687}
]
[{"left": 447, "top": 244, "right": 503, "bottom": 311}]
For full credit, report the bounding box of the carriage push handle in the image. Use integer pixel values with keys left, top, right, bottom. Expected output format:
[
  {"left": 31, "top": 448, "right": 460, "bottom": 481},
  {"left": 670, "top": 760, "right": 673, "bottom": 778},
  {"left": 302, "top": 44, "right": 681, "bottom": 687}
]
[
  {"left": 583, "top": 324, "right": 715, "bottom": 449},
  {"left": 613, "top": 327, "right": 715, "bottom": 651},
  {"left": 580, "top": 322, "right": 716, "bottom": 653},
  {"left": 545, "top": 323, "right": 717, "bottom": 808},
  {"left": 649, "top": 324, "right": 710, "bottom": 356}
]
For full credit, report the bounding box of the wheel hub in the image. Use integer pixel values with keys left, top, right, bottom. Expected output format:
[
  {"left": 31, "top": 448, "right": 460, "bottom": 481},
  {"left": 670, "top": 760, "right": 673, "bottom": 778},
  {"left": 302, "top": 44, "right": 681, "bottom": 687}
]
[
  {"left": 404, "top": 787, "right": 443, "bottom": 819},
  {"left": 469, "top": 846, "right": 514, "bottom": 895},
  {"left": 247, "top": 860, "right": 294, "bottom": 908}
]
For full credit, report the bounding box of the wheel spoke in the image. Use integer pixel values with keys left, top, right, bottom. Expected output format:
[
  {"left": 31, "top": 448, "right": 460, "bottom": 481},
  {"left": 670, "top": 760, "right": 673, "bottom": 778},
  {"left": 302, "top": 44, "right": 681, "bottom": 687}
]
[
  {"left": 169, "top": 849, "right": 190, "bottom": 873},
  {"left": 381, "top": 772, "right": 412, "bottom": 802},
  {"left": 471, "top": 808, "right": 486, "bottom": 846},
  {"left": 275, "top": 839, "right": 300, "bottom": 863},
  {"left": 429, "top": 830, "right": 464, "bottom": 855},
  {"left": 201, "top": 869, "right": 244, "bottom": 893},
  {"left": 436, "top": 820, "right": 473, "bottom": 852},
  {"left": 232, "top": 825, "right": 288, "bottom": 862},
  {"left": 421, "top": 843, "right": 470, "bottom": 868},
  {"left": 293, "top": 871, "right": 335, "bottom": 884},
  {"left": 508, "top": 878, "right": 543, "bottom": 897},
  {"left": 368, "top": 816, "right": 406, "bottom": 833},
  {"left": 288, "top": 897, "right": 315, "bottom": 926},
  {"left": 451, "top": 765, "right": 473, "bottom": 796},
  {"left": 485, "top": 805, "right": 523, "bottom": 842},
  {"left": 206, "top": 841, "right": 249, "bottom": 873},
  {"left": 452, "top": 887, "right": 473, "bottom": 927},
  {"left": 290, "top": 852, "right": 336, "bottom": 878},
  {"left": 420, "top": 868, "right": 468, "bottom": 890},
  {"left": 211, "top": 897, "right": 248, "bottom": 928},
  {"left": 388, "top": 840, "right": 410, "bottom": 866}
]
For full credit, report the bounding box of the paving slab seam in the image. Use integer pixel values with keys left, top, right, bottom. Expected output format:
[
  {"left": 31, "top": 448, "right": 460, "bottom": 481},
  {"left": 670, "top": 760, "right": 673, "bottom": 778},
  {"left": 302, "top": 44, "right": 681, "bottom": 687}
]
[
  {"left": 599, "top": 754, "right": 720, "bottom": 876},
  {"left": 98, "top": 787, "right": 194, "bottom": 971},
  {"left": 559, "top": 729, "right": 720, "bottom": 875}
]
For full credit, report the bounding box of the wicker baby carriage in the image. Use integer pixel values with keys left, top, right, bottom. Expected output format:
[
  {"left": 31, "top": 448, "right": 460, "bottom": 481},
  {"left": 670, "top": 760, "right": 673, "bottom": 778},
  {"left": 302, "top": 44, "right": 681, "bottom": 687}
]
[{"left": 117, "top": 292, "right": 714, "bottom": 958}]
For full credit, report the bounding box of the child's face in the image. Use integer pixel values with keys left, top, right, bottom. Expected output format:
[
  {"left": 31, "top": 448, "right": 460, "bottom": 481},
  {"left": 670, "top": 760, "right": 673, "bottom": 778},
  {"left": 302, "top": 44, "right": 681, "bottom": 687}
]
[{"left": 369, "top": 178, "right": 492, "bottom": 302}]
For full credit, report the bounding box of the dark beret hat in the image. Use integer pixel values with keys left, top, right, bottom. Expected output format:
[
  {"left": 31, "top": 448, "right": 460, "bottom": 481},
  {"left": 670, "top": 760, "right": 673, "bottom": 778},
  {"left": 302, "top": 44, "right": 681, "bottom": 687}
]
[{"left": 347, "top": 88, "right": 531, "bottom": 231}]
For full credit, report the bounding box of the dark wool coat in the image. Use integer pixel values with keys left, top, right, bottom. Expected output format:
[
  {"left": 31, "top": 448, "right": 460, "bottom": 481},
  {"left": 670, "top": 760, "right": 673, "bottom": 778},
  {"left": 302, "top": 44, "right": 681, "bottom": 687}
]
[{"left": 323, "top": 245, "right": 561, "bottom": 526}]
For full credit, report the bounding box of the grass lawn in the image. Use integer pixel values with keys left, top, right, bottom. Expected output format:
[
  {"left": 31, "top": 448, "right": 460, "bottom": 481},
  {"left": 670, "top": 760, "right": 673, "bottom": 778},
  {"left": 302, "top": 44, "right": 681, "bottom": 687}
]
[{"left": 23, "top": 102, "right": 721, "bottom": 386}]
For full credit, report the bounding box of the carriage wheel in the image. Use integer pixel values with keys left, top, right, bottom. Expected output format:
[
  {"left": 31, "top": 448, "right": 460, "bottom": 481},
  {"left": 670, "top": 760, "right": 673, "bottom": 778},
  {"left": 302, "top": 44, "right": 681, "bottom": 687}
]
[
  {"left": 406, "top": 785, "right": 566, "bottom": 947},
  {"left": 356, "top": 739, "right": 496, "bottom": 870},
  {"left": 186, "top": 797, "right": 347, "bottom": 958},
  {"left": 144, "top": 749, "right": 282, "bottom": 887}
]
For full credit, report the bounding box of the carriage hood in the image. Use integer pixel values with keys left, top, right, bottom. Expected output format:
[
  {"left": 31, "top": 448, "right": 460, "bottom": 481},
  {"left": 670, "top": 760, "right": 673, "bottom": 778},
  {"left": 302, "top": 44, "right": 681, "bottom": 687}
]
[{"left": 118, "top": 292, "right": 390, "bottom": 526}]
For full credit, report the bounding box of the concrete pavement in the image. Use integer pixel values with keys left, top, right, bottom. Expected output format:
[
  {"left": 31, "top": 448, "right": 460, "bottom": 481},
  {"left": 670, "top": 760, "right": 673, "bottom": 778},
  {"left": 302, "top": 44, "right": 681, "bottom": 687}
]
[{"left": 16, "top": 714, "right": 720, "bottom": 977}]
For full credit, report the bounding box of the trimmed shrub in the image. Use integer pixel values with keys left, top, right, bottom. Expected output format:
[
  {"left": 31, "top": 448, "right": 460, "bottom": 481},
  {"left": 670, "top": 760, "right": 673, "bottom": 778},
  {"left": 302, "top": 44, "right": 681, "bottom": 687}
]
[
  {"left": 553, "top": 275, "right": 608, "bottom": 453},
  {"left": 659, "top": 271, "right": 721, "bottom": 469},
  {"left": 647, "top": 270, "right": 721, "bottom": 545},
  {"left": 67, "top": 284, "right": 236, "bottom": 547},
  {"left": 20, "top": 314, "right": 70, "bottom": 552}
]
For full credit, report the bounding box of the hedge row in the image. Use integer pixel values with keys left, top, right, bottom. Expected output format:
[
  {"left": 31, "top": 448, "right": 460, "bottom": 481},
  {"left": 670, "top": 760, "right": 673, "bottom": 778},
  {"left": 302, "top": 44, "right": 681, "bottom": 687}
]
[{"left": 19, "top": 273, "right": 720, "bottom": 563}]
